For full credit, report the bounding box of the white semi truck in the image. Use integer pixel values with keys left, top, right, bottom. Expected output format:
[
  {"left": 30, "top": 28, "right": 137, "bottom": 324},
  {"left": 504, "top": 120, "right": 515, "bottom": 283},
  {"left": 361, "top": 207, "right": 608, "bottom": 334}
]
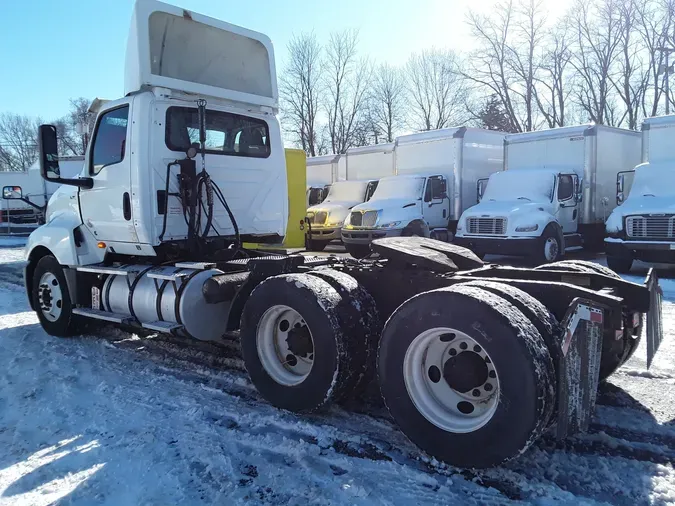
[
  {"left": 455, "top": 125, "right": 641, "bottom": 263},
  {"left": 605, "top": 115, "right": 675, "bottom": 272},
  {"left": 341, "top": 128, "right": 505, "bottom": 258},
  {"left": 9, "top": 0, "right": 664, "bottom": 470}
]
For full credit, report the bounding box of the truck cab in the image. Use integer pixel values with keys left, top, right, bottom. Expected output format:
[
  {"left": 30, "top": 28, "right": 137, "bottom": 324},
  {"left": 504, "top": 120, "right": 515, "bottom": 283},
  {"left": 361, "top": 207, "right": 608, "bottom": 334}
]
[
  {"left": 22, "top": 0, "right": 288, "bottom": 326},
  {"left": 305, "top": 179, "right": 377, "bottom": 251},
  {"left": 341, "top": 174, "right": 449, "bottom": 258},
  {"left": 455, "top": 169, "right": 581, "bottom": 262},
  {"left": 605, "top": 162, "right": 675, "bottom": 272}
]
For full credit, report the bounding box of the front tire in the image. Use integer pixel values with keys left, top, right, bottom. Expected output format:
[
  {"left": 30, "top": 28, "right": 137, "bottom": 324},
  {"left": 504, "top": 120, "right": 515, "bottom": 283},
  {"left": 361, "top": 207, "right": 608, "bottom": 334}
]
[
  {"left": 307, "top": 240, "right": 330, "bottom": 252},
  {"left": 532, "top": 226, "right": 562, "bottom": 265},
  {"left": 607, "top": 255, "right": 633, "bottom": 274},
  {"left": 345, "top": 243, "right": 372, "bottom": 259},
  {"left": 31, "top": 255, "right": 79, "bottom": 337},
  {"left": 378, "top": 284, "right": 555, "bottom": 468}
]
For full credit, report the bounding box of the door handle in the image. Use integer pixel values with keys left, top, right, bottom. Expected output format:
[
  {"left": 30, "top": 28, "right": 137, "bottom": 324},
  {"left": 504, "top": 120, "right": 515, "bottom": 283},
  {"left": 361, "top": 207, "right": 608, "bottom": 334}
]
[{"left": 123, "top": 192, "right": 131, "bottom": 221}]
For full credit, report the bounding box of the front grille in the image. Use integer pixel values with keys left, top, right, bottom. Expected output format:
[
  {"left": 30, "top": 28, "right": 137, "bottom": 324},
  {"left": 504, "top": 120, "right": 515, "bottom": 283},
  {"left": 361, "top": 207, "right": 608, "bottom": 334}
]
[
  {"left": 313, "top": 211, "right": 327, "bottom": 225},
  {"left": 626, "top": 215, "right": 675, "bottom": 239},
  {"left": 350, "top": 212, "right": 362, "bottom": 226},
  {"left": 362, "top": 211, "right": 378, "bottom": 227},
  {"left": 466, "top": 217, "right": 506, "bottom": 235}
]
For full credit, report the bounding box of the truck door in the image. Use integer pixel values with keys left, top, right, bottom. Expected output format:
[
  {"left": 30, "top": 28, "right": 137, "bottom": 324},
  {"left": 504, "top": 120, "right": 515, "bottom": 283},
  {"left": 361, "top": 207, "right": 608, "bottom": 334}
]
[
  {"left": 79, "top": 101, "right": 138, "bottom": 243},
  {"left": 556, "top": 173, "right": 579, "bottom": 234},
  {"left": 423, "top": 176, "right": 450, "bottom": 229}
]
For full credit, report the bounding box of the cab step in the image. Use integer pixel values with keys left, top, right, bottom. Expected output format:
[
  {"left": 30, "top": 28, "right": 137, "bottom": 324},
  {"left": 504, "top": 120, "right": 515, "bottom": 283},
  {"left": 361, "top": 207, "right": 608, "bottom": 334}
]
[
  {"left": 141, "top": 320, "right": 183, "bottom": 333},
  {"left": 75, "top": 265, "right": 130, "bottom": 276},
  {"left": 72, "top": 308, "right": 135, "bottom": 324},
  {"left": 174, "top": 261, "right": 216, "bottom": 270}
]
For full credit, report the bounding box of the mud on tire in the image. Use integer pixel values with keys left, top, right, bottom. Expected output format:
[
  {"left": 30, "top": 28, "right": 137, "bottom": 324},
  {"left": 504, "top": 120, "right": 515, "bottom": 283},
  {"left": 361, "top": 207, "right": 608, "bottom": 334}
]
[
  {"left": 377, "top": 284, "right": 556, "bottom": 468},
  {"left": 240, "top": 273, "right": 358, "bottom": 412}
]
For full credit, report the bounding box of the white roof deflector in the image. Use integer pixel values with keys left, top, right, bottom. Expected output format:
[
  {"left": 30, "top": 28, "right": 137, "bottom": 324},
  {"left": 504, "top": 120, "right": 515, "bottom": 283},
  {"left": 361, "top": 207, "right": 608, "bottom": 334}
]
[{"left": 124, "top": 0, "right": 278, "bottom": 109}]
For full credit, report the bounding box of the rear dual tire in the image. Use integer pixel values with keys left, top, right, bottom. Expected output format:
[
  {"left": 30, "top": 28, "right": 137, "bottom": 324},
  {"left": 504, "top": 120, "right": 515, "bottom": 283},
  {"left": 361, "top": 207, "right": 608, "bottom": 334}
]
[{"left": 378, "top": 283, "right": 556, "bottom": 468}]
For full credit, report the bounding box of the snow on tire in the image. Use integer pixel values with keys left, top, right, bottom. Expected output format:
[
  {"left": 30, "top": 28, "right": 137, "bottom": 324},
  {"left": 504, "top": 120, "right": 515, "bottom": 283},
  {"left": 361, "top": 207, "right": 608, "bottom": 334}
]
[
  {"left": 305, "top": 268, "right": 381, "bottom": 396},
  {"left": 240, "top": 273, "right": 356, "bottom": 412},
  {"left": 377, "top": 284, "right": 555, "bottom": 468}
]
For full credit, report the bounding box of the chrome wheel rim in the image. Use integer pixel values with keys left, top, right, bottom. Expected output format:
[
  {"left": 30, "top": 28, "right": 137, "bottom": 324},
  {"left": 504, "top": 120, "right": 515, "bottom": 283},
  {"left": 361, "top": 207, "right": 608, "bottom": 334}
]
[
  {"left": 403, "top": 327, "right": 500, "bottom": 433},
  {"left": 256, "top": 305, "right": 314, "bottom": 386},
  {"left": 38, "top": 272, "right": 63, "bottom": 322},
  {"left": 544, "top": 237, "right": 559, "bottom": 262}
]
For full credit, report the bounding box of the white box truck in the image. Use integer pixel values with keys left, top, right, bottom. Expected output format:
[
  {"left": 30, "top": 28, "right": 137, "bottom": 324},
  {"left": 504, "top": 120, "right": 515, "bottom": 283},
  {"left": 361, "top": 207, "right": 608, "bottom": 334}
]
[
  {"left": 306, "top": 154, "right": 338, "bottom": 206},
  {"left": 605, "top": 115, "right": 675, "bottom": 272},
  {"left": 1, "top": 156, "right": 84, "bottom": 224},
  {"left": 305, "top": 143, "right": 396, "bottom": 250},
  {"left": 341, "top": 127, "right": 505, "bottom": 258},
  {"left": 455, "top": 125, "right": 641, "bottom": 263}
]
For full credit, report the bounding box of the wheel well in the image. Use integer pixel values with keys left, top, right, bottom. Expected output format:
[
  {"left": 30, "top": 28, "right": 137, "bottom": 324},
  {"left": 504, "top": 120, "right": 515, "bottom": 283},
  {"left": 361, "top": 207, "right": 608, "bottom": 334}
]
[
  {"left": 403, "top": 220, "right": 430, "bottom": 237},
  {"left": 25, "top": 246, "right": 54, "bottom": 310},
  {"left": 543, "top": 222, "right": 564, "bottom": 246}
]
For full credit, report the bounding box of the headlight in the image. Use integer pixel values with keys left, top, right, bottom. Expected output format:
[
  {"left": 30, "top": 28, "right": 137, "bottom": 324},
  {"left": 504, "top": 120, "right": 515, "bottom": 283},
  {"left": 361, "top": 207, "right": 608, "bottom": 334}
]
[
  {"left": 379, "top": 221, "right": 401, "bottom": 229},
  {"left": 515, "top": 224, "right": 539, "bottom": 232}
]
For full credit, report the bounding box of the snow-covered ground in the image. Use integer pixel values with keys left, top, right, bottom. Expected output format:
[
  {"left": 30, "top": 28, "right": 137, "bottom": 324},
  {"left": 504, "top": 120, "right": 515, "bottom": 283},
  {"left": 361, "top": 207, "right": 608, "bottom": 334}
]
[{"left": 1, "top": 241, "right": 674, "bottom": 505}]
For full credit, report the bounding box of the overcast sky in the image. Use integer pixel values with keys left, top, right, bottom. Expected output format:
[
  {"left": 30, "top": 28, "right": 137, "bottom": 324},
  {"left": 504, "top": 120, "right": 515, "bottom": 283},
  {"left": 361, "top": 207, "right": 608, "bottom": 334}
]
[{"left": 0, "top": 0, "right": 573, "bottom": 121}]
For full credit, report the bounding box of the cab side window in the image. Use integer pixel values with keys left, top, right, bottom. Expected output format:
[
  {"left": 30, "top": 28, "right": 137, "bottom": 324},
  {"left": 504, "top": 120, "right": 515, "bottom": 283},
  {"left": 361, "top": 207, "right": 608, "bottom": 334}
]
[
  {"left": 90, "top": 106, "right": 129, "bottom": 174},
  {"left": 425, "top": 177, "right": 446, "bottom": 202},
  {"left": 557, "top": 175, "right": 574, "bottom": 201}
]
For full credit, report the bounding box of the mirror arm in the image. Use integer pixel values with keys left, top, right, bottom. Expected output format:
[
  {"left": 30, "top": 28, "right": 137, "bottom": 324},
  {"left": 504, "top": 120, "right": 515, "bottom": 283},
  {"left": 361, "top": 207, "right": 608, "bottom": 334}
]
[
  {"left": 46, "top": 176, "right": 94, "bottom": 189},
  {"left": 19, "top": 197, "right": 46, "bottom": 213}
]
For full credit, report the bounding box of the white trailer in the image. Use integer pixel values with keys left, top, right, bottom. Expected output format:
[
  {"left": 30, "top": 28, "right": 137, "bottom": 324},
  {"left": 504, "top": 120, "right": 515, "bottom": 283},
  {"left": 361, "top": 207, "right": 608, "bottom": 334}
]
[
  {"left": 12, "top": 0, "right": 664, "bottom": 471},
  {"left": 341, "top": 127, "right": 505, "bottom": 258},
  {"left": 605, "top": 115, "right": 675, "bottom": 272},
  {"left": 344, "top": 142, "right": 395, "bottom": 180},
  {"left": 455, "top": 125, "right": 641, "bottom": 263}
]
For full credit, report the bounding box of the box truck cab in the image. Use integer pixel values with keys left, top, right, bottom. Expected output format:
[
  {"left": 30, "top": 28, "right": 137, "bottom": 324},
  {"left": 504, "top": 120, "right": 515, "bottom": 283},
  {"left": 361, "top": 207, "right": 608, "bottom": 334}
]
[
  {"left": 305, "top": 179, "right": 377, "bottom": 251},
  {"left": 455, "top": 125, "right": 641, "bottom": 263},
  {"left": 340, "top": 127, "right": 505, "bottom": 257},
  {"left": 605, "top": 115, "right": 675, "bottom": 272}
]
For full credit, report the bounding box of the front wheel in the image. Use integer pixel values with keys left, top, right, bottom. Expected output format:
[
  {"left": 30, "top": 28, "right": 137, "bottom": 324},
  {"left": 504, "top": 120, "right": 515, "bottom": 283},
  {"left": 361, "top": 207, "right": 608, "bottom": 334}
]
[
  {"left": 31, "top": 255, "right": 80, "bottom": 337},
  {"left": 532, "top": 227, "right": 562, "bottom": 265},
  {"left": 307, "top": 240, "right": 330, "bottom": 252},
  {"left": 607, "top": 255, "right": 633, "bottom": 274},
  {"left": 345, "top": 243, "right": 372, "bottom": 259}
]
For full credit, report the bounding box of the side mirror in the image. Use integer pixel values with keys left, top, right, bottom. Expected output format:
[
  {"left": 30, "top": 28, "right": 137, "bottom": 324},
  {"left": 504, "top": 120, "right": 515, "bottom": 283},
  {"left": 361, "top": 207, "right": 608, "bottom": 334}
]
[
  {"left": 38, "top": 124, "right": 93, "bottom": 189},
  {"left": 2, "top": 186, "right": 22, "bottom": 200},
  {"left": 617, "top": 191, "right": 625, "bottom": 205},
  {"left": 477, "top": 178, "right": 488, "bottom": 203},
  {"left": 575, "top": 178, "right": 583, "bottom": 203},
  {"left": 617, "top": 174, "right": 625, "bottom": 193}
]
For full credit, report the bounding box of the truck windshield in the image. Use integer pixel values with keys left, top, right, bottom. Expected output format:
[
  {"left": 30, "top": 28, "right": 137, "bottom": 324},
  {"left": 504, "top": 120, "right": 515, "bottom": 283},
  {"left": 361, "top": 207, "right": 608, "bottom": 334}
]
[
  {"left": 324, "top": 181, "right": 367, "bottom": 202},
  {"left": 165, "top": 107, "right": 270, "bottom": 158},
  {"left": 630, "top": 165, "right": 675, "bottom": 197},
  {"left": 370, "top": 177, "right": 425, "bottom": 200},
  {"left": 482, "top": 171, "right": 555, "bottom": 202}
]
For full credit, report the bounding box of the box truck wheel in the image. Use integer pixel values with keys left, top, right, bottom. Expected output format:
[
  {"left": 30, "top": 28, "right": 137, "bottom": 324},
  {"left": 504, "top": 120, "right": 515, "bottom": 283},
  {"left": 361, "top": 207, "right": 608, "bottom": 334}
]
[
  {"left": 307, "top": 239, "right": 330, "bottom": 252},
  {"left": 345, "top": 243, "right": 372, "bottom": 259},
  {"left": 606, "top": 255, "right": 633, "bottom": 274},
  {"left": 378, "top": 284, "right": 555, "bottom": 468},
  {"left": 533, "top": 225, "right": 562, "bottom": 264},
  {"left": 240, "top": 273, "right": 357, "bottom": 412},
  {"left": 31, "top": 256, "right": 82, "bottom": 337}
]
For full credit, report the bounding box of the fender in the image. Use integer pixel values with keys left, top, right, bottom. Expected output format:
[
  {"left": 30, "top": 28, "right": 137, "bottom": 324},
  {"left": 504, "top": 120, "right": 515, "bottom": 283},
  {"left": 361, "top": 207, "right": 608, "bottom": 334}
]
[{"left": 25, "top": 212, "right": 83, "bottom": 267}]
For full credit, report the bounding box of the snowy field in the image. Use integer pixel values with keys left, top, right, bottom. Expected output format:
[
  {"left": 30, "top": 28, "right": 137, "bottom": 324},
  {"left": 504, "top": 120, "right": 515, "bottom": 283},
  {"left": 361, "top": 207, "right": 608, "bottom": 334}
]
[{"left": 1, "top": 238, "right": 675, "bottom": 505}]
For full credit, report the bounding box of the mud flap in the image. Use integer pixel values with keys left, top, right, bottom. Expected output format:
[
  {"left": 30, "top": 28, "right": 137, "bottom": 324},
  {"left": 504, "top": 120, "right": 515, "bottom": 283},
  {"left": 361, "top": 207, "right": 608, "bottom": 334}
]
[
  {"left": 645, "top": 268, "right": 664, "bottom": 369},
  {"left": 556, "top": 299, "right": 604, "bottom": 440}
]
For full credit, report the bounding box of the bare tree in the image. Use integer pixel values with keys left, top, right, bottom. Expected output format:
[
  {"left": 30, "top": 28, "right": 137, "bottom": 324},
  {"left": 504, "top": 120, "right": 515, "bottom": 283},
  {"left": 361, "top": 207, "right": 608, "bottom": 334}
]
[
  {"left": 323, "top": 29, "right": 372, "bottom": 153},
  {"left": 464, "top": 1, "right": 529, "bottom": 132},
  {"left": 53, "top": 97, "right": 94, "bottom": 156},
  {"left": 279, "top": 33, "right": 323, "bottom": 157},
  {"left": 368, "top": 63, "right": 407, "bottom": 142},
  {"left": 0, "top": 113, "right": 41, "bottom": 171},
  {"left": 406, "top": 48, "right": 467, "bottom": 131},
  {"left": 570, "top": 0, "right": 623, "bottom": 125}
]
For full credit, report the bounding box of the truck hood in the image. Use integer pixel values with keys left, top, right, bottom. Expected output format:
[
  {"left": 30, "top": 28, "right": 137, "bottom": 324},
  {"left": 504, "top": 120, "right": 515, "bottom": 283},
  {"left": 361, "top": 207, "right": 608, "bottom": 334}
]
[
  {"left": 307, "top": 201, "right": 360, "bottom": 222},
  {"left": 606, "top": 195, "right": 675, "bottom": 233},
  {"left": 463, "top": 200, "right": 555, "bottom": 217},
  {"left": 350, "top": 198, "right": 418, "bottom": 213}
]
